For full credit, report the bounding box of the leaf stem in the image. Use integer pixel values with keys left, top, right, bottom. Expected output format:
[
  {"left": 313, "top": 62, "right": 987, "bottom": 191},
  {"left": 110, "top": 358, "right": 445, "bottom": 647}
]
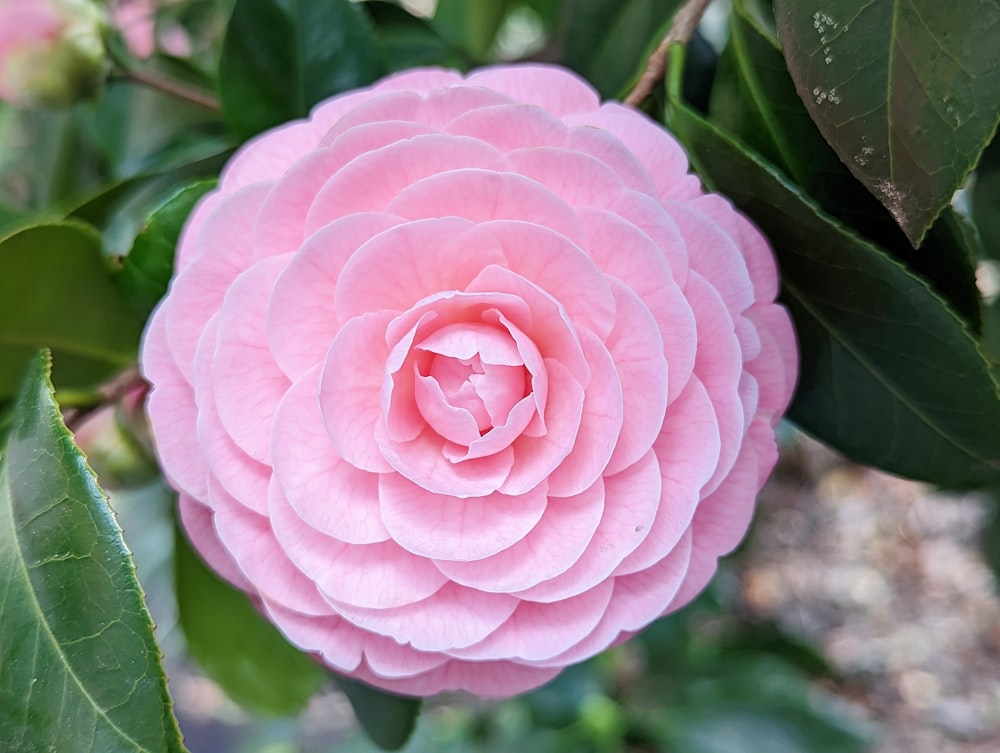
[
  {"left": 64, "top": 367, "right": 146, "bottom": 433},
  {"left": 624, "top": 0, "right": 713, "bottom": 108},
  {"left": 119, "top": 67, "right": 221, "bottom": 112}
]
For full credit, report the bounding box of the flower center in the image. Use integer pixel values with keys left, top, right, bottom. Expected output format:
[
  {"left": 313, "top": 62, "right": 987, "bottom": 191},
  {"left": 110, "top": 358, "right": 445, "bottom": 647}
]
[{"left": 413, "top": 323, "right": 529, "bottom": 445}]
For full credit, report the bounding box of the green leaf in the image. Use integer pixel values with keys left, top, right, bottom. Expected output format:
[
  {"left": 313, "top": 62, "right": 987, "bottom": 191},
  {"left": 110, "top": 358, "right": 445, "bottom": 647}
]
[
  {"left": 712, "top": 0, "right": 982, "bottom": 329},
  {"left": 667, "top": 58, "right": 1000, "bottom": 488},
  {"left": 219, "top": 0, "right": 385, "bottom": 139},
  {"left": 973, "top": 136, "right": 1000, "bottom": 261},
  {"left": 557, "top": 0, "right": 684, "bottom": 98},
  {"left": 773, "top": 0, "right": 1000, "bottom": 247},
  {"left": 334, "top": 676, "right": 422, "bottom": 751},
  {"left": 115, "top": 180, "right": 217, "bottom": 318},
  {"left": 431, "top": 0, "right": 514, "bottom": 61},
  {"left": 0, "top": 222, "right": 144, "bottom": 401},
  {"left": 365, "top": 1, "right": 468, "bottom": 71},
  {"left": 0, "top": 350, "right": 188, "bottom": 753},
  {"left": 174, "top": 521, "right": 325, "bottom": 717}
]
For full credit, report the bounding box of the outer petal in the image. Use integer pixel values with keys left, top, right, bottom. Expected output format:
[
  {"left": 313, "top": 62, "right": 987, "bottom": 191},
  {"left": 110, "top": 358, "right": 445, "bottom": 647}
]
[{"left": 464, "top": 64, "right": 600, "bottom": 116}]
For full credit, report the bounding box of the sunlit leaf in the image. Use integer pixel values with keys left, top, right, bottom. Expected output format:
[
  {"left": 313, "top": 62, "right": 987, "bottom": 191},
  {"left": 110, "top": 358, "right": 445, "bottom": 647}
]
[{"left": 0, "top": 351, "right": 188, "bottom": 753}]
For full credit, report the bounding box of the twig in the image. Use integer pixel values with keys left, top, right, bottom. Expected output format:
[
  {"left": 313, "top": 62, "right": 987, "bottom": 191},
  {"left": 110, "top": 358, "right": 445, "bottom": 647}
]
[
  {"left": 64, "top": 367, "right": 147, "bottom": 433},
  {"left": 121, "top": 66, "right": 220, "bottom": 112},
  {"left": 624, "top": 0, "right": 714, "bottom": 108}
]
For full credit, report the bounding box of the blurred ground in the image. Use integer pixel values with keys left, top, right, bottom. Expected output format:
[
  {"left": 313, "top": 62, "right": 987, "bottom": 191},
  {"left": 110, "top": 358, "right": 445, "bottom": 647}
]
[{"left": 745, "top": 435, "right": 1000, "bottom": 753}]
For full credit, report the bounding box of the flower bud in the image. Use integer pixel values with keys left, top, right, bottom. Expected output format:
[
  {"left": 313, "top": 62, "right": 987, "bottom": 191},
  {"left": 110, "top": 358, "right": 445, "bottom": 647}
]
[{"left": 0, "top": 0, "right": 107, "bottom": 109}]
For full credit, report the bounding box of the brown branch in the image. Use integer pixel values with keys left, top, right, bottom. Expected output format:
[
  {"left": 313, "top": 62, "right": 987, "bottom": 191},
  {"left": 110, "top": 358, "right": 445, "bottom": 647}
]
[
  {"left": 624, "top": 0, "right": 713, "bottom": 108},
  {"left": 64, "top": 367, "right": 147, "bottom": 433},
  {"left": 123, "top": 66, "right": 221, "bottom": 112}
]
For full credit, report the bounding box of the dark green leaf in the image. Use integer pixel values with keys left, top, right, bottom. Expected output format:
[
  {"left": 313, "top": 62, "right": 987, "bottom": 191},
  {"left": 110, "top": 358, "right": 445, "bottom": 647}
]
[
  {"left": 556, "top": 0, "right": 684, "bottom": 98},
  {"left": 365, "top": 1, "right": 468, "bottom": 71},
  {"left": 219, "top": 0, "right": 384, "bottom": 139},
  {"left": 712, "top": 0, "right": 982, "bottom": 329},
  {"left": 115, "top": 180, "right": 216, "bottom": 317},
  {"left": 973, "top": 136, "right": 1000, "bottom": 261},
  {"left": 334, "top": 676, "right": 422, "bottom": 751},
  {"left": 773, "top": 0, "right": 1000, "bottom": 247},
  {"left": 431, "top": 0, "right": 514, "bottom": 61},
  {"left": 0, "top": 222, "right": 144, "bottom": 401},
  {"left": 667, "top": 61, "right": 1000, "bottom": 488},
  {"left": 0, "top": 350, "right": 188, "bottom": 753},
  {"left": 174, "top": 521, "right": 326, "bottom": 717}
]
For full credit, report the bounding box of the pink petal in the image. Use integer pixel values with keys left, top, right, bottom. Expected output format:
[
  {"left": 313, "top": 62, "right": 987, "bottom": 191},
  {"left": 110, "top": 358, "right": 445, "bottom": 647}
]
[
  {"left": 272, "top": 365, "right": 389, "bottom": 544},
  {"left": 268, "top": 212, "right": 401, "bottom": 380},
  {"left": 601, "top": 279, "right": 668, "bottom": 476},
  {"left": 686, "top": 272, "right": 745, "bottom": 497},
  {"left": 606, "top": 190, "right": 690, "bottom": 287},
  {"left": 372, "top": 67, "right": 463, "bottom": 93},
  {"left": 333, "top": 217, "right": 504, "bottom": 321},
  {"left": 563, "top": 103, "right": 702, "bottom": 202},
  {"left": 386, "top": 169, "right": 586, "bottom": 248},
  {"left": 164, "top": 182, "right": 273, "bottom": 383},
  {"left": 464, "top": 64, "right": 600, "bottom": 116},
  {"left": 691, "top": 194, "right": 780, "bottom": 303},
  {"left": 544, "top": 330, "right": 623, "bottom": 497},
  {"left": 435, "top": 479, "right": 605, "bottom": 592},
  {"left": 515, "top": 449, "right": 661, "bottom": 602},
  {"left": 689, "top": 436, "right": 761, "bottom": 556},
  {"left": 578, "top": 208, "right": 695, "bottom": 403},
  {"left": 446, "top": 102, "right": 567, "bottom": 150},
  {"left": 319, "top": 311, "right": 396, "bottom": 473},
  {"left": 668, "top": 200, "right": 755, "bottom": 316},
  {"left": 564, "top": 125, "right": 658, "bottom": 194},
  {"left": 535, "top": 530, "right": 693, "bottom": 667},
  {"left": 193, "top": 315, "right": 270, "bottom": 515},
  {"left": 378, "top": 424, "right": 516, "bottom": 498},
  {"left": 507, "top": 147, "right": 625, "bottom": 210},
  {"left": 379, "top": 474, "right": 547, "bottom": 561},
  {"left": 209, "top": 479, "right": 333, "bottom": 616},
  {"left": 259, "top": 602, "right": 365, "bottom": 672},
  {"left": 268, "top": 478, "right": 448, "bottom": 609},
  {"left": 334, "top": 581, "right": 518, "bottom": 652},
  {"left": 614, "top": 377, "right": 719, "bottom": 576},
  {"left": 251, "top": 129, "right": 422, "bottom": 260},
  {"left": 745, "top": 304, "right": 798, "bottom": 419},
  {"left": 350, "top": 657, "right": 560, "bottom": 697},
  {"left": 211, "top": 255, "right": 292, "bottom": 463},
  {"left": 304, "top": 134, "right": 505, "bottom": 234},
  {"left": 177, "top": 493, "right": 250, "bottom": 591},
  {"left": 500, "top": 358, "right": 585, "bottom": 496},
  {"left": 219, "top": 120, "right": 322, "bottom": 191},
  {"left": 476, "top": 219, "right": 616, "bottom": 340},
  {"left": 454, "top": 579, "right": 614, "bottom": 662}
]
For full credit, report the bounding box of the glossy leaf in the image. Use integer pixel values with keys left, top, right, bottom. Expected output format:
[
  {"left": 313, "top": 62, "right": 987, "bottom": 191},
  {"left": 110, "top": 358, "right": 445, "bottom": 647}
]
[
  {"left": 0, "top": 351, "right": 187, "bottom": 753},
  {"left": 219, "top": 0, "right": 384, "bottom": 139},
  {"left": 334, "top": 676, "right": 423, "bottom": 751},
  {"left": 0, "top": 222, "right": 144, "bottom": 401},
  {"left": 773, "top": 0, "right": 1000, "bottom": 247},
  {"left": 115, "top": 180, "right": 216, "bottom": 317},
  {"left": 174, "top": 522, "right": 326, "bottom": 717},
  {"left": 667, "top": 61, "right": 1000, "bottom": 488},
  {"left": 712, "top": 0, "right": 982, "bottom": 329},
  {"left": 365, "top": 1, "right": 468, "bottom": 71},
  {"left": 558, "top": 0, "right": 684, "bottom": 98}
]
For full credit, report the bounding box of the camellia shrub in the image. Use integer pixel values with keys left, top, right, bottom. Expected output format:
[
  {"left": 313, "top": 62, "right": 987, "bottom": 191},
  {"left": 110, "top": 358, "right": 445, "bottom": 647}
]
[{"left": 0, "top": 0, "right": 998, "bottom": 751}]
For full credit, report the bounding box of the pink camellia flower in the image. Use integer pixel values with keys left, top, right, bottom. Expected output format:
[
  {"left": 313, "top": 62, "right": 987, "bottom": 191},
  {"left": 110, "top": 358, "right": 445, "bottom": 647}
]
[
  {"left": 142, "top": 65, "right": 798, "bottom": 697},
  {"left": 0, "top": 0, "right": 105, "bottom": 108}
]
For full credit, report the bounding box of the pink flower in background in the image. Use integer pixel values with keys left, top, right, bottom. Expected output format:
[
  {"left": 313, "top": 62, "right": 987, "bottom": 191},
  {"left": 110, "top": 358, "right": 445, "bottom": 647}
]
[
  {"left": 0, "top": 0, "right": 105, "bottom": 108},
  {"left": 141, "top": 65, "right": 797, "bottom": 696},
  {"left": 112, "top": 0, "right": 190, "bottom": 59}
]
